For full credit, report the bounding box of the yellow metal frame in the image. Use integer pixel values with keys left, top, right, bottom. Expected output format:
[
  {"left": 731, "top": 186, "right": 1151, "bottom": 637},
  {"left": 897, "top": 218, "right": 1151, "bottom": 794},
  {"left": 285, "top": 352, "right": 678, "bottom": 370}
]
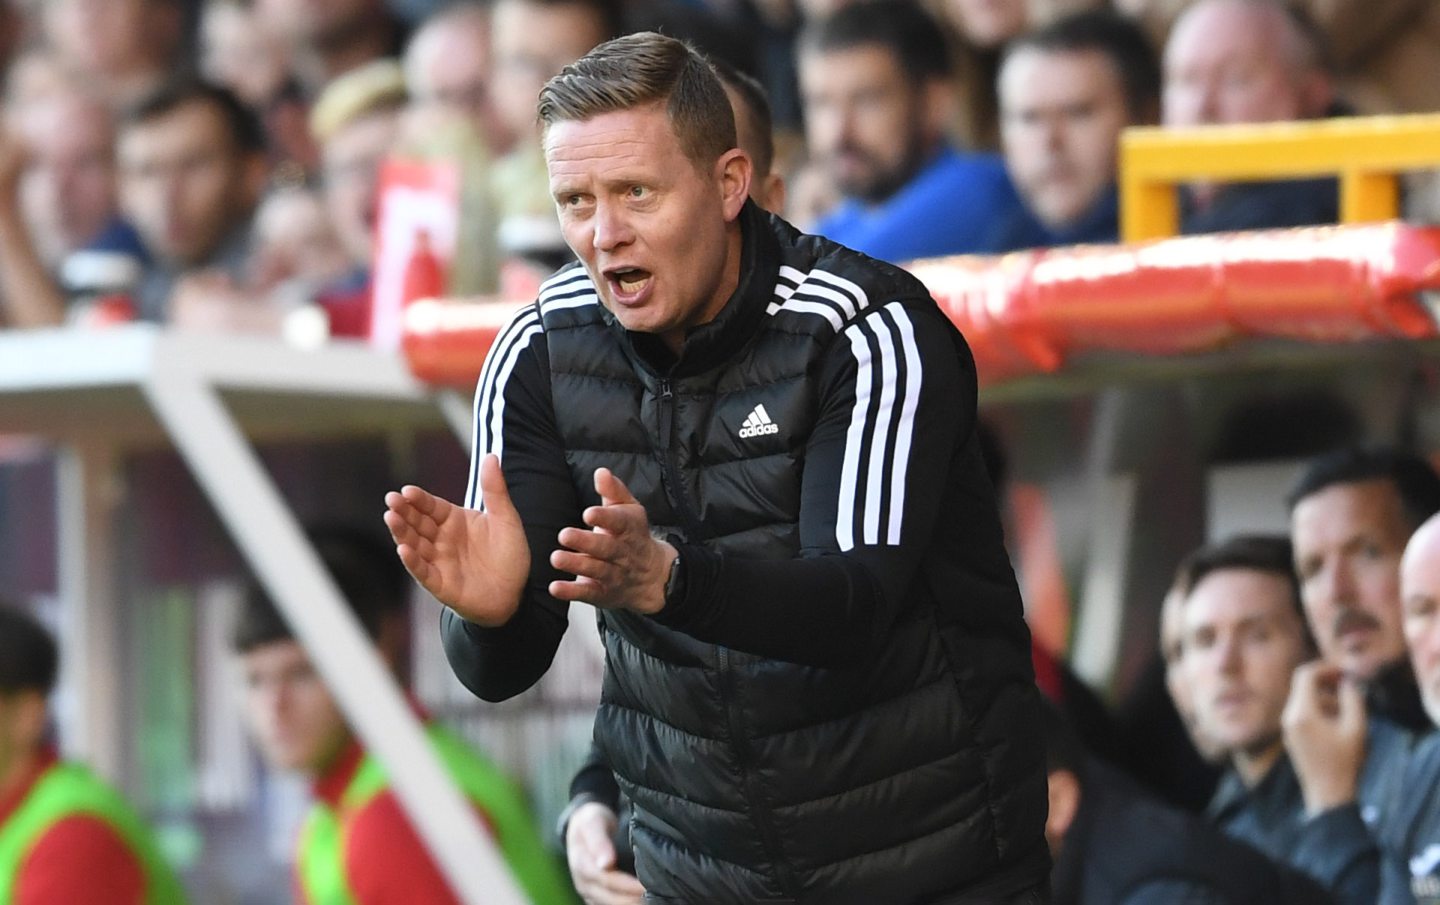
[{"left": 1119, "top": 114, "right": 1440, "bottom": 242}]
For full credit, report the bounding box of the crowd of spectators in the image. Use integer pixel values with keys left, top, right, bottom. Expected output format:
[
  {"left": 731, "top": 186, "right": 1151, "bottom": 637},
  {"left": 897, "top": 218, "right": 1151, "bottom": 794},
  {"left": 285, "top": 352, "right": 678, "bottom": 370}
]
[{"left": 0, "top": 0, "right": 1433, "bottom": 335}]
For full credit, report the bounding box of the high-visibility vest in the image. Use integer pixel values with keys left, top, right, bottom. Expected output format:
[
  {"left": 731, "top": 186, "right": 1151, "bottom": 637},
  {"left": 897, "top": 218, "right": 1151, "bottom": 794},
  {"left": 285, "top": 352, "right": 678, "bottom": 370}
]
[
  {"left": 0, "top": 761, "right": 188, "bottom": 905},
  {"left": 297, "top": 724, "right": 574, "bottom": 905}
]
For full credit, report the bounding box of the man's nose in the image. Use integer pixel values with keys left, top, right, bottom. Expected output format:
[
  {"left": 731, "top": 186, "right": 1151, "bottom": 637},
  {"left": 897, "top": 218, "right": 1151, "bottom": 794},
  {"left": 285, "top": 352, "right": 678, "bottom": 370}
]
[{"left": 591, "top": 200, "right": 633, "bottom": 252}]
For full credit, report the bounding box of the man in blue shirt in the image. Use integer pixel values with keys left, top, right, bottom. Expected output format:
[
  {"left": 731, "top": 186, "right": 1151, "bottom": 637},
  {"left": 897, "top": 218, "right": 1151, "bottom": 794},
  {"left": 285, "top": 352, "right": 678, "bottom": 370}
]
[{"left": 797, "top": 0, "right": 1031, "bottom": 264}]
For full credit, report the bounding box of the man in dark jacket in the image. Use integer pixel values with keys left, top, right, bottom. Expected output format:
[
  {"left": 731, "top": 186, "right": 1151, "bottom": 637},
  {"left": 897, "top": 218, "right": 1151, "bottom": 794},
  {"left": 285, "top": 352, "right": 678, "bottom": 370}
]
[
  {"left": 1042, "top": 706, "right": 1332, "bottom": 905},
  {"left": 384, "top": 30, "right": 1048, "bottom": 905}
]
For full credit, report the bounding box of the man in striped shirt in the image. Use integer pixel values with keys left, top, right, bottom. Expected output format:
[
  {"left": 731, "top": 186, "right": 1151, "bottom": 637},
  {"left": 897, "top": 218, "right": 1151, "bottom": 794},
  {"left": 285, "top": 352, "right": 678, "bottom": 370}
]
[{"left": 386, "top": 31, "right": 1048, "bottom": 904}]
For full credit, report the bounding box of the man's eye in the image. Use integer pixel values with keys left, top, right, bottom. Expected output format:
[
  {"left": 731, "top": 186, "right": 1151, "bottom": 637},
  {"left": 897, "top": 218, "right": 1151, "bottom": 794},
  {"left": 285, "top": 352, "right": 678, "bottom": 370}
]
[{"left": 629, "top": 185, "right": 646, "bottom": 199}]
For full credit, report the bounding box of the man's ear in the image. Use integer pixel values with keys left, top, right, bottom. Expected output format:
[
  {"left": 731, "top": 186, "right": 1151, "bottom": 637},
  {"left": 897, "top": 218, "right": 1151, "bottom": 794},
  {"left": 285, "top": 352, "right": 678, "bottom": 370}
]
[
  {"left": 716, "top": 148, "right": 753, "bottom": 221},
  {"left": 1045, "top": 768, "right": 1082, "bottom": 857}
]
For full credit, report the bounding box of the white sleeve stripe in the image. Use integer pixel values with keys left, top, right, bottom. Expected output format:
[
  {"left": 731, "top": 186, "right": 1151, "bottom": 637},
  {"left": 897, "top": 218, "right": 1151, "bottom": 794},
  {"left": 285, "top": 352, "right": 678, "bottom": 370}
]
[
  {"left": 836, "top": 326, "right": 872, "bottom": 552},
  {"left": 811, "top": 269, "right": 870, "bottom": 310},
  {"left": 465, "top": 307, "right": 541, "bottom": 508},
  {"left": 864, "top": 315, "right": 900, "bottom": 545},
  {"left": 836, "top": 302, "right": 923, "bottom": 549},
  {"left": 886, "top": 306, "right": 922, "bottom": 544},
  {"left": 480, "top": 322, "right": 544, "bottom": 509},
  {"left": 776, "top": 298, "right": 844, "bottom": 331},
  {"left": 539, "top": 268, "right": 591, "bottom": 295}
]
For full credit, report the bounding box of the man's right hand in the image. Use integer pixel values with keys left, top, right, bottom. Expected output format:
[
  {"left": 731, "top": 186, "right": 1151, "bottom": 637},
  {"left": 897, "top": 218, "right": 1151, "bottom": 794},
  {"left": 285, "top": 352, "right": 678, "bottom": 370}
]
[
  {"left": 566, "top": 802, "right": 646, "bottom": 905},
  {"left": 1282, "top": 660, "right": 1367, "bottom": 816},
  {"left": 383, "top": 453, "right": 530, "bottom": 626}
]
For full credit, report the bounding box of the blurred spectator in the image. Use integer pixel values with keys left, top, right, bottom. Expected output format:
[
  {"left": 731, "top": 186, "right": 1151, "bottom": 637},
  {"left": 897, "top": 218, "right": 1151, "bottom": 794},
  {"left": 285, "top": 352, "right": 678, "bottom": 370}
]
[
  {"left": 0, "top": 79, "right": 147, "bottom": 328},
  {"left": 254, "top": 0, "right": 407, "bottom": 94},
  {"left": 0, "top": 603, "right": 187, "bottom": 904},
  {"left": 230, "top": 530, "right": 572, "bottom": 905},
  {"left": 1388, "top": 512, "right": 1440, "bottom": 901},
  {"left": 404, "top": 1, "right": 514, "bottom": 155},
  {"left": 1177, "top": 536, "right": 1376, "bottom": 902},
  {"left": 1162, "top": 0, "right": 1340, "bottom": 234},
  {"left": 1041, "top": 704, "right": 1331, "bottom": 904},
  {"left": 1283, "top": 448, "right": 1440, "bottom": 845},
  {"left": 199, "top": 0, "right": 318, "bottom": 178},
  {"left": 989, "top": 10, "right": 1159, "bottom": 250},
  {"left": 929, "top": 0, "right": 1106, "bottom": 150},
  {"left": 797, "top": 0, "right": 1030, "bottom": 263},
  {"left": 249, "top": 185, "right": 354, "bottom": 301},
  {"left": 714, "top": 60, "right": 786, "bottom": 215},
  {"left": 39, "top": 0, "right": 185, "bottom": 111},
  {"left": 310, "top": 59, "right": 407, "bottom": 335},
  {"left": 1118, "top": 0, "right": 1440, "bottom": 117},
  {"left": 117, "top": 81, "right": 271, "bottom": 326},
  {"left": 489, "top": 0, "right": 621, "bottom": 272}
]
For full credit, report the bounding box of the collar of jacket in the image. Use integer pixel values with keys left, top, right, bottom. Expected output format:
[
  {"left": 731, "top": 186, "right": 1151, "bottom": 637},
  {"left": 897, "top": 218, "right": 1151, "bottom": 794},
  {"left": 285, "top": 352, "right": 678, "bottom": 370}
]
[
  {"left": 605, "top": 199, "right": 781, "bottom": 379},
  {"left": 1367, "top": 658, "right": 1431, "bottom": 733}
]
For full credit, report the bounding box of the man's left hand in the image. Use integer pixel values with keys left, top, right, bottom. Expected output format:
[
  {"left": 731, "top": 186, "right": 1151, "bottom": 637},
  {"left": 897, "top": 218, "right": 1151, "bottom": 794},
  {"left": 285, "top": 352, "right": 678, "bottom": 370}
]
[{"left": 549, "top": 467, "right": 674, "bottom": 615}]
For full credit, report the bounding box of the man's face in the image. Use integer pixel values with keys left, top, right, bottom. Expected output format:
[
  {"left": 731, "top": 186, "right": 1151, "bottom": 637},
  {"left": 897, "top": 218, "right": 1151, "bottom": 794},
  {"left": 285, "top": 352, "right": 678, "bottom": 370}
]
[
  {"left": 1292, "top": 479, "right": 1413, "bottom": 682},
  {"left": 118, "top": 100, "right": 259, "bottom": 267},
  {"left": 239, "top": 640, "right": 349, "bottom": 774},
  {"left": 321, "top": 109, "right": 400, "bottom": 267},
  {"left": 1000, "top": 47, "right": 1129, "bottom": 231},
  {"left": 1162, "top": 0, "right": 1317, "bottom": 128},
  {"left": 545, "top": 103, "right": 749, "bottom": 351},
  {"left": 407, "top": 16, "right": 511, "bottom": 151},
  {"left": 492, "top": 0, "right": 609, "bottom": 142},
  {"left": 799, "top": 44, "right": 930, "bottom": 205},
  {"left": 1183, "top": 568, "right": 1310, "bottom": 760},
  {"left": 1402, "top": 518, "right": 1440, "bottom": 727},
  {"left": 43, "top": 0, "right": 153, "bottom": 74},
  {"left": 943, "top": 0, "right": 1028, "bottom": 48},
  {"left": 254, "top": 0, "right": 379, "bottom": 46},
  {"left": 14, "top": 95, "right": 118, "bottom": 260}
]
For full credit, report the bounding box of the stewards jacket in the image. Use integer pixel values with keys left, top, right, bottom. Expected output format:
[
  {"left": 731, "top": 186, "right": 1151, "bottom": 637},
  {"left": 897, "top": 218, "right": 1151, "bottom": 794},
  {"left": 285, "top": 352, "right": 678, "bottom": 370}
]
[{"left": 442, "top": 201, "right": 1049, "bottom": 903}]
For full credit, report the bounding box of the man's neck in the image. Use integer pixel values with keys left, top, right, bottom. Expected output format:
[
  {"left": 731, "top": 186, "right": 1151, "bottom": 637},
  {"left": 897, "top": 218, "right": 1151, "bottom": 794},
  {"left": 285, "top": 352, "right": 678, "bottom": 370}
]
[{"left": 1232, "top": 739, "right": 1283, "bottom": 788}]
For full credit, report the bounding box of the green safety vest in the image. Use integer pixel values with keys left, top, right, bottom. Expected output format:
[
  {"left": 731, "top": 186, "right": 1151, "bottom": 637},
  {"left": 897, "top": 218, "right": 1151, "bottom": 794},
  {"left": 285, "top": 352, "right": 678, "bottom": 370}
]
[
  {"left": 0, "top": 761, "right": 187, "bottom": 905},
  {"left": 297, "top": 725, "right": 574, "bottom": 905}
]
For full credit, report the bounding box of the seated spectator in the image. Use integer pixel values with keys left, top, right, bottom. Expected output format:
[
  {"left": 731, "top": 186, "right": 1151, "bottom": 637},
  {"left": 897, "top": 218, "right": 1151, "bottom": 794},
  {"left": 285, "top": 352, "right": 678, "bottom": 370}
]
[
  {"left": 1162, "top": 0, "right": 1340, "bottom": 234},
  {"left": 1119, "top": 0, "right": 1440, "bottom": 117},
  {"left": 39, "top": 0, "right": 184, "bottom": 111},
  {"left": 1042, "top": 704, "right": 1332, "bottom": 904},
  {"left": 0, "top": 78, "right": 147, "bottom": 328},
  {"left": 231, "top": 530, "right": 572, "bottom": 905},
  {"left": 989, "top": 10, "right": 1159, "bottom": 250},
  {"left": 1283, "top": 448, "right": 1440, "bottom": 843},
  {"left": 309, "top": 60, "right": 407, "bottom": 335},
  {"left": 1388, "top": 511, "right": 1440, "bottom": 901},
  {"left": 403, "top": 1, "right": 514, "bottom": 156},
  {"left": 254, "top": 0, "right": 407, "bottom": 95},
  {"left": 249, "top": 185, "right": 354, "bottom": 307},
  {"left": 488, "top": 0, "right": 622, "bottom": 272},
  {"left": 1178, "top": 536, "right": 1376, "bottom": 902},
  {"left": 0, "top": 603, "right": 187, "bottom": 904},
  {"left": 117, "top": 81, "right": 271, "bottom": 326},
  {"left": 199, "top": 0, "right": 317, "bottom": 177},
  {"left": 798, "top": 0, "right": 1031, "bottom": 264}
]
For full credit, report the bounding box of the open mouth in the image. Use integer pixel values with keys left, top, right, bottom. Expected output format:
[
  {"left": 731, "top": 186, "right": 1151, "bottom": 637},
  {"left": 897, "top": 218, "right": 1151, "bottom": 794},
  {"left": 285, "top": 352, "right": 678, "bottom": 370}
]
[{"left": 605, "top": 267, "right": 652, "bottom": 299}]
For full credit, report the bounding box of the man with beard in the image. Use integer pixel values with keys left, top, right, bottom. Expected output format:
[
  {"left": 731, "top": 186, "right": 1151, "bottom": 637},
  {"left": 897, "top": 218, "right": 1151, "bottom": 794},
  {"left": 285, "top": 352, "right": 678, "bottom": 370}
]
[{"left": 797, "top": 0, "right": 1030, "bottom": 264}]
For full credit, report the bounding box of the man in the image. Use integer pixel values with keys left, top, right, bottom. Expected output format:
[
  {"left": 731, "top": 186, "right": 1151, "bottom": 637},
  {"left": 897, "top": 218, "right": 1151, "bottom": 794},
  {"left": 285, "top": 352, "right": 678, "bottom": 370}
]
[
  {"left": 41, "top": 0, "right": 183, "bottom": 111},
  {"left": 1042, "top": 704, "right": 1331, "bottom": 904},
  {"left": 232, "top": 531, "right": 572, "bottom": 905},
  {"left": 990, "top": 10, "right": 1159, "bottom": 250},
  {"left": 0, "top": 603, "right": 186, "bottom": 904},
  {"left": 1178, "top": 535, "right": 1375, "bottom": 901},
  {"left": 1387, "top": 511, "right": 1440, "bottom": 902},
  {"left": 403, "top": 2, "right": 514, "bottom": 155},
  {"left": 1283, "top": 448, "right": 1440, "bottom": 838},
  {"left": 1162, "top": 0, "right": 1340, "bottom": 234},
  {"left": 117, "top": 81, "right": 269, "bottom": 324},
  {"left": 798, "top": 0, "right": 1031, "bottom": 264},
  {"left": 385, "top": 32, "right": 1048, "bottom": 904},
  {"left": 559, "top": 62, "right": 785, "bottom": 905},
  {"left": 0, "top": 79, "right": 148, "bottom": 328}
]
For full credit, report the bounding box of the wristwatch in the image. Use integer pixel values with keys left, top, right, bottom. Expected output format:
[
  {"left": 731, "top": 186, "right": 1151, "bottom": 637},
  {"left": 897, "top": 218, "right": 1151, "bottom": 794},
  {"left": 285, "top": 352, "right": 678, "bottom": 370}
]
[{"left": 663, "top": 544, "right": 685, "bottom": 607}]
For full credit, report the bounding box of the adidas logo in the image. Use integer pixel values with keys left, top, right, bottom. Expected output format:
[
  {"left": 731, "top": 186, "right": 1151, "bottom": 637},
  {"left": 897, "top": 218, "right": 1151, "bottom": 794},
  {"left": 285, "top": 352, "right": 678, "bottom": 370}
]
[{"left": 738, "top": 403, "right": 780, "bottom": 438}]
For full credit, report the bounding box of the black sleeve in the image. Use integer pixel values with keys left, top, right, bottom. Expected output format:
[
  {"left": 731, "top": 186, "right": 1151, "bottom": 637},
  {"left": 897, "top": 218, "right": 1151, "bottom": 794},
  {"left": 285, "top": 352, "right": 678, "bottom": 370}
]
[
  {"left": 653, "top": 301, "right": 975, "bottom": 668},
  {"left": 568, "top": 740, "right": 621, "bottom": 809},
  {"left": 440, "top": 305, "right": 583, "bottom": 701}
]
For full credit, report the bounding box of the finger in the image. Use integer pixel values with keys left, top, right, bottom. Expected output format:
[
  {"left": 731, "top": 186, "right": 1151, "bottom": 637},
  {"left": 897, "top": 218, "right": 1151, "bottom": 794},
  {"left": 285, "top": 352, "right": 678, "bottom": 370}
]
[
  {"left": 394, "top": 543, "right": 432, "bottom": 586},
  {"left": 557, "top": 525, "right": 619, "bottom": 559},
  {"left": 383, "top": 501, "right": 440, "bottom": 548},
  {"left": 550, "top": 576, "right": 608, "bottom": 603},
  {"left": 1337, "top": 676, "right": 1367, "bottom": 732},
  {"left": 551, "top": 547, "right": 611, "bottom": 580},
  {"left": 595, "top": 871, "right": 647, "bottom": 895},
  {"left": 573, "top": 818, "right": 618, "bottom": 869},
  {"left": 582, "top": 503, "right": 646, "bottom": 536},
  {"left": 478, "top": 454, "right": 520, "bottom": 520},
  {"left": 594, "top": 467, "right": 637, "bottom": 507}
]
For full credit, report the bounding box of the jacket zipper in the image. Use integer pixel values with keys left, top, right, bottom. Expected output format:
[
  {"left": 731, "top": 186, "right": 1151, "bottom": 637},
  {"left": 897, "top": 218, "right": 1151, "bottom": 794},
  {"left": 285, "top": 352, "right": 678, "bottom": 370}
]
[
  {"left": 717, "top": 645, "right": 800, "bottom": 897},
  {"left": 657, "top": 379, "right": 705, "bottom": 541}
]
